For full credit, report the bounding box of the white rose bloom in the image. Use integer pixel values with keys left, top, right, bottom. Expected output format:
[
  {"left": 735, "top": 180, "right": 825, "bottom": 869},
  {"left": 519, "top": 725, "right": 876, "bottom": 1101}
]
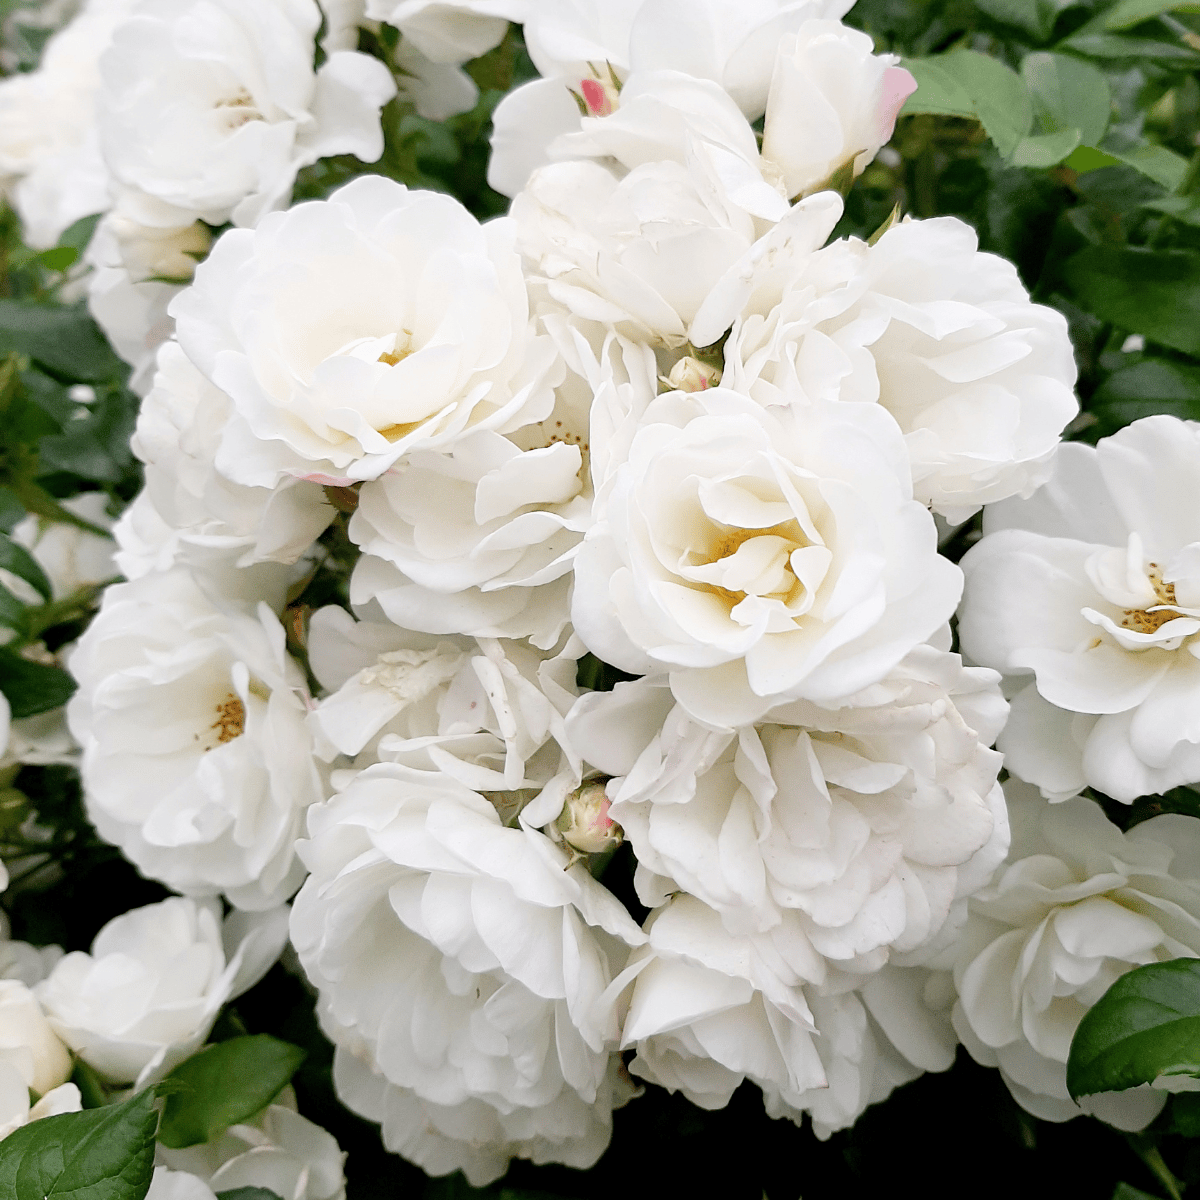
[
  {"left": 392, "top": 39, "right": 479, "bottom": 120},
  {"left": 569, "top": 644, "right": 1008, "bottom": 971},
  {"left": 84, "top": 199, "right": 213, "bottom": 390},
  {"left": 0, "top": 0, "right": 137, "bottom": 247},
  {"left": 347, "top": 369, "right": 591, "bottom": 649},
  {"left": 145, "top": 1169, "right": 219, "bottom": 1200},
  {"left": 0, "top": 980, "right": 72, "bottom": 1100},
  {"left": 97, "top": 0, "right": 396, "bottom": 230},
  {"left": 960, "top": 416, "right": 1200, "bottom": 803},
  {"left": 513, "top": 159, "right": 838, "bottom": 351},
  {"left": 307, "top": 606, "right": 579, "bottom": 796},
  {"left": 0, "top": 938, "right": 63, "bottom": 988},
  {"left": 66, "top": 568, "right": 324, "bottom": 909},
  {"left": 702, "top": 215, "right": 1079, "bottom": 522},
  {"left": 489, "top": 0, "right": 852, "bottom": 197},
  {"left": 620, "top": 895, "right": 954, "bottom": 1135},
  {"left": 952, "top": 780, "right": 1200, "bottom": 1130},
  {"left": 761, "top": 22, "right": 915, "bottom": 199},
  {"left": 157, "top": 1093, "right": 346, "bottom": 1200},
  {"left": 9, "top": 492, "right": 115, "bottom": 603},
  {"left": 172, "top": 176, "right": 559, "bottom": 488},
  {"left": 37, "top": 897, "right": 288, "bottom": 1087},
  {"left": 290, "top": 762, "right": 645, "bottom": 1185},
  {"left": 0, "top": 708, "right": 77, "bottom": 774},
  {"left": 0, "top": 1075, "right": 81, "bottom": 1143},
  {"left": 114, "top": 342, "right": 335, "bottom": 582},
  {"left": 546, "top": 70, "right": 790, "bottom": 224},
  {"left": 572, "top": 387, "right": 962, "bottom": 726},
  {"left": 366, "top": 0, "right": 526, "bottom": 62}
]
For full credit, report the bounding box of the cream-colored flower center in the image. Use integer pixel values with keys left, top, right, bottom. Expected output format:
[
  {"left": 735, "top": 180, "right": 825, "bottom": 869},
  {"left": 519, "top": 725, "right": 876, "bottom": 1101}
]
[{"left": 687, "top": 517, "right": 826, "bottom": 618}]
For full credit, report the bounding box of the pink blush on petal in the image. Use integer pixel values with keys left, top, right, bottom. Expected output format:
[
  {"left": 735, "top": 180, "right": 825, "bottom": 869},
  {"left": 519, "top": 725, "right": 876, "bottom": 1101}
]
[{"left": 877, "top": 67, "right": 918, "bottom": 143}]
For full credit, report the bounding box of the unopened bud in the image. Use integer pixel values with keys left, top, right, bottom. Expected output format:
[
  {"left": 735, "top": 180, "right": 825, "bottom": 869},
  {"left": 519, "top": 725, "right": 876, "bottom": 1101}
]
[
  {"left": 570, "top": 61, "right": 622, "bottom": 117},
  {"left": 556, "top": 779, "right": 622, "bottom": 855},
  {"left": 663, "top": 355, "right": 722, "bottom": 393}
]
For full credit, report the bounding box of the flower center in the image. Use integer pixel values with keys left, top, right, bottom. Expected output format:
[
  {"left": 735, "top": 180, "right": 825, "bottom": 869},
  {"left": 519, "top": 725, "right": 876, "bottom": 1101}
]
[
  {"left": 211, "top": 693, "right": 245, "bottom": 744},
  {"left": 215, "top": 89, "right": 263, "bottom": 130},
  {"left": 1121, "top": 563, "right": 1180, "bottom": 634}
]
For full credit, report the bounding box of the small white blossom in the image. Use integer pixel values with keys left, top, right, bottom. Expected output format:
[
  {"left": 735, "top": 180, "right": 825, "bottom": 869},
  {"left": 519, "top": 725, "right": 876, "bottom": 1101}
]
[
  {"left": 67, "top": 568, "right": 324, "bottom": 909},
  {"left": 960, "top": 416, "right": 1200, "bottom": 802},
  {"left": 290, "top": 762, "right": 645, "bottom": 1185},
  {"left": 572, "top": 386, "right": 962, "bottom": 726},
  {"left": 157, "top": 1094, "right": 346, "bottom": 1200},
  {"left": 172, "top": 176, "right": 560, "bottom": 487},
  {"left": 37, "top": 897, "right": 288, "bottom": 1087},
  {"left": 953, "top": 781, "right": 1200, "bottom": 1130},
  {"left": 97, "top": 0, "right": 396, "bottom": 229}
]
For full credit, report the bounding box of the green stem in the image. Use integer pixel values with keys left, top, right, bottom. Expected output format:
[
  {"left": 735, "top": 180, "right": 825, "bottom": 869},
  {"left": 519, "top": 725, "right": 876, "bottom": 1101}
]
[
  {"left": 19, "top": 576, "right": 119, "bottom": 645},
  {"left": 1127, "top": 1135, "right": 1183, "bottom": 1200},
  {"left": 8, "top": 479, "right": 111, "bottom": 539}
]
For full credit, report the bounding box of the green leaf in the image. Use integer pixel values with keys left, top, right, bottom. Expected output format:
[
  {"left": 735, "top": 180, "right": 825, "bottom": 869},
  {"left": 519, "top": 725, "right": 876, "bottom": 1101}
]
[
  {"left": 0, "top": 650, "right": 77, "bottom": 718},
  {"left": 1064, "top": 30, "right": 1200, "bottom": 64},
  {"left": 899, "top": 57, "right": 977, "bottom": 118},
  {"left": 0, "top": 1085, "right": 157, "bottom": 1200},
  {"left": 1089, "top": 358, "right": 1200, "bottom": 433},
  {"left": 157, "top": 1036, "right": 306, "bottom": 1149},
  {"left": 1102, "top": 0, "right": 1200, "bottom": 29},
  {"left": 0, "top": 583, "right": 28, "bottom": 633},
  {"left": 0, "top": 302, "right": 124, "bottom": 385},
  {"left": 1143, "top": 194, "right": 1200, "bottom": 225},
  {"left": 1022, "top": 52, "right": 1111, "bottom": 145},
  {"left": 950, "top": 51, "right": 1033, "bottom": 157},
  {"left": 56, "top": 214, "right": 101, "bottom": 257},
  {"left": 1067, "top": 958, "right": 1200, "bottom": 1099},
  {"left": 216, "top": 1190, "right": 286, "bottom": 1200},
  {"left": 1011, "top": 128, "right": 1083, "bottom": 167},
  {"left": 0, "top": 532, "right": 52, "bottom": 601},
  {"left": 1065, "top": 145, "right": 1125, "bottom": 173},
  {"left": 1112, "top": 1186, "right": 1164, "bottom": 1200},
  {"left": 975, "top": 0, "right": 1067, "bottom": 38},
  {"left": 1063, "top": 246, "right": 1200, "bottom": 355},
  {"left": 1096, "top": 142, "right": 1190, "bottom": 190},
  {"left": 38, "top": 390, "right": 138, "bottom": 484},
  {"left": 903, "top": 52, "right": 1033, "bottom": 157},
  {"left": 33, "top": 247, "right": 78, "bottom": 274},
  {"left": 1167, "top": 1090, "right": 1200, "bottom": 1136}
]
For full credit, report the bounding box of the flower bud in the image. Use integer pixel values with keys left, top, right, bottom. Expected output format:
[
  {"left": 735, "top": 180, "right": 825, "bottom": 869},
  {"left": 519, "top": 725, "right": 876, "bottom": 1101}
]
[
  {"left": 762, "top": 21, "right": 916, "bottom": 200},
  {"left": 663, "top": 356, "right": 722, "bottom": 393},
  {"left": 556, "top": 780, "right": 623, "bottom": 856},
  {"left": 571, "top": 63, "right": 621, "bottom": 117},
  {"left": 0, "top": 980, "right": 71, "bottom": 1097}
]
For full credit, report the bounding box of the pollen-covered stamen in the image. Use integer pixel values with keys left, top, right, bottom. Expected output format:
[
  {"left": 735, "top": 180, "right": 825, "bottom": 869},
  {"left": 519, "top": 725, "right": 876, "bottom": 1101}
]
[
  {"left": 215, "top": 88, "right": 262, "bottom": 129},
  {"left": 1122, "top": 563, "right": 1182, "bottom": 634},
  {"left": 212, "top": 693, "right": 245, "bottom": 744}
]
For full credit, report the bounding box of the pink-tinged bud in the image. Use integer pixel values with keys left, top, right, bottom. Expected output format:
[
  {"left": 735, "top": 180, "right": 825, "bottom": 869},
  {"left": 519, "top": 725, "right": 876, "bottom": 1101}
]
[
  {"left": 665, "top": 356, "right": 722, "bottom": 393},
  {"left": 579, "top": 77, "right": 616, "bottom": 116},
  {"left": 556, "top": 779, "right": 623, "bottom": 855}
]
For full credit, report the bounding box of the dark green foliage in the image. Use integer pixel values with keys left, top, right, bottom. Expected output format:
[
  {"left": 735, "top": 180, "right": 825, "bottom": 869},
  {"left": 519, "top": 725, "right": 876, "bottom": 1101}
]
[
  {"left": 1068, "top": 960, "right": 1200, "bottom": 1099},
  {"left": 0, "top": 1087, "right": 158, "bottom": 1200},
  {"left": 158, "top": 1037, "right": 307, "bottom": 1149}
]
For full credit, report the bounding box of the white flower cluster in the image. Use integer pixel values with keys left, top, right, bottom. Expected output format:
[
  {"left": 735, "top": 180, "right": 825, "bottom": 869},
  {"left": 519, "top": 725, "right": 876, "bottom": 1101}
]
[{"left": 21, "top": 0, "right": 1200, "bottom": 1184}]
